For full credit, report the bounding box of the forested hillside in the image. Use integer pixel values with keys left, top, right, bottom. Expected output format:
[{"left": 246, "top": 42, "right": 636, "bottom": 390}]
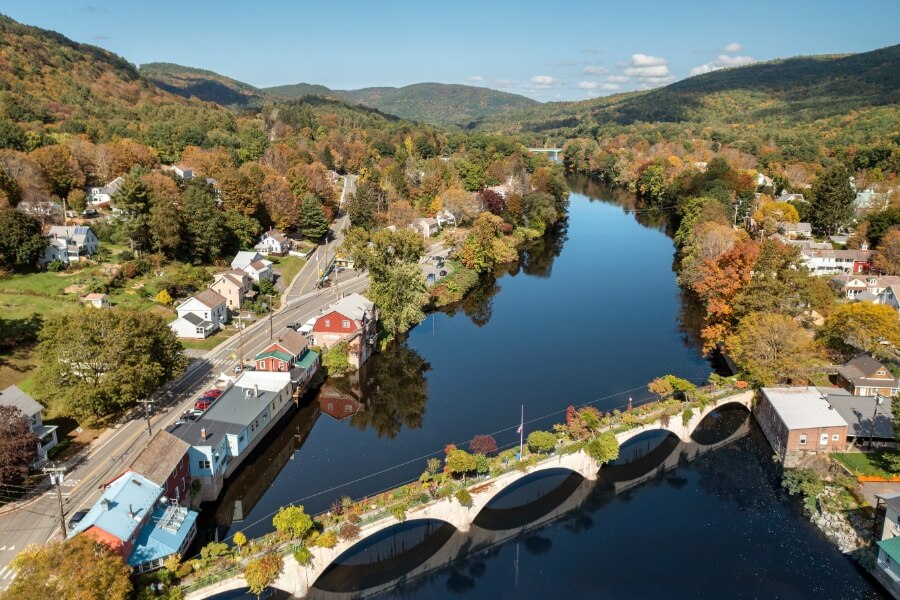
[{"left": 139, "top": 62, "right": 265, "bottom": 108}]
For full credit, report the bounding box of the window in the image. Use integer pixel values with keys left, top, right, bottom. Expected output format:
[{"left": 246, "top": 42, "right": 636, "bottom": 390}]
[
  {"left": 832, "top": 434, "right": 839, "bottom": 441},
  {"left": 279, "top": 361, "right": 286, "bottom": 371},
  {"left": 324, "top": 319, "right": 331, "bottom": 327},
  {"left": 342, "top": 320, "right": 351, "bottom": 329},
  {"left": 199, "top": 460, "right": 210, "bottom": 470},
  {"left": 799, "top": 434, "right": 807, "bottom": 445},
  {"left": 238, "top": 433, "right": 244, "bottom": 443}
]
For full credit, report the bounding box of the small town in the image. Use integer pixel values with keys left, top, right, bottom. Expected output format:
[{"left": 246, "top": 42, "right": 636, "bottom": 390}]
[{"left": 0, "top": 2, "right": 899, "bottom": 599}]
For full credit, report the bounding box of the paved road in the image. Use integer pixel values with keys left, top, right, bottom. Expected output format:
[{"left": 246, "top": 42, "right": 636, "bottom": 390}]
[{"left": 0, "top": 175, "right": 364, "bottom": 589}]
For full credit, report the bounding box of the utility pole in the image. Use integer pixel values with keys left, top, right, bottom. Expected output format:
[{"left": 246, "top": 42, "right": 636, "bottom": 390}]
[
  {"left": 136, "top": 398, "right": 153, "bottom": 437},
  {"left": 269, "top": 305, "right": 274, "bottom": 340},
  {"left": 44, "top": 466, "right": 67, "bottom": 539},
  {"left": 238, "top": 314, "right": 245, "bottom": 368}
]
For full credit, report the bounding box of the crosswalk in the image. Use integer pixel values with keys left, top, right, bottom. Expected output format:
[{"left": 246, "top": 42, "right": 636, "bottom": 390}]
[{"left": 0, "top": 558, "right": 18, "bottom": 589}]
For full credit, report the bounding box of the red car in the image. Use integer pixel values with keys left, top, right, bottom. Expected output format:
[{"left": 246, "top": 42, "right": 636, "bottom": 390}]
[
  {"left": 202, "top": 389, "right": 223, "bottom": 400},
  {"left": 194, "top": 398, "right": 214, "bottom": 411}
]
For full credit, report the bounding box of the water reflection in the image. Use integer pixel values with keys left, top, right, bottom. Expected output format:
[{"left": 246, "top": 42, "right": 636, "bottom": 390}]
[
  {"left": 567, "top": 175, "right": 673, "bottom": 233},
  {"left": 350, "top": 344, "right": 431, "bottom": 439}
]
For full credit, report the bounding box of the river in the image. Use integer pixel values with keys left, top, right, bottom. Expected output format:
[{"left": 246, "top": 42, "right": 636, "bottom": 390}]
[{"left": 200, "top": 179, "right": 884, "bottom": 598}]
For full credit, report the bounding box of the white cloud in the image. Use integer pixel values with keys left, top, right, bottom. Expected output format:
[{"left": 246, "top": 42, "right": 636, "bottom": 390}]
[
  {"left": 599, "top": 83, "right": 621, "bottom": 91},
  {"left": 579, "top": 81, "right": 620, "bottom": 93},
  {"left": 583, "top": 65, "right": 608, "bottom": 75},
  {"left": 623, "top": 65, "right": 670, "bottom": 78},
  {"left": 607, "top": 75, "right": 630, "bottom": 83},
  {"left": 494, "top": 79, "right": 516, "bottom": 88},
  {"left": 466, "top": 76, "right": 484, "bottom": 82},
  {"left": 578, "top": 81, "right": 599, "bottom": 89},
  {"left": 617, "top": 53, "right": 673, "bottom": 87},
  {"left": 530, "top": 75, "right": 563, "bottom": 88},
  {"left": 630, "top": 53, "right": 667, "bottom": 67},
  {"left": 722, "top": 42, "right": 743, "bottom": 53},
  {"left": 690, "top": 54, "right": 756, "bottom": 76}
]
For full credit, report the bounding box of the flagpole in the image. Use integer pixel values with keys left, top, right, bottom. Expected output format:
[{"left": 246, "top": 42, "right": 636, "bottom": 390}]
[{"left": 519, "top": 404, "right": 524, "bottom": 459}]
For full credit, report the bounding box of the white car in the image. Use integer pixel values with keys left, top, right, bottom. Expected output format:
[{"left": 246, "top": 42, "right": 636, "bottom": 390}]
[{"left": 299, "top": 317, "right": 317, "bottom": 336}]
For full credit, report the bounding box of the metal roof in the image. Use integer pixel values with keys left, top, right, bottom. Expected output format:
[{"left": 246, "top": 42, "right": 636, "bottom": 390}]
[
  {"left": 761, "top": 387, "right": 848, "bottom": 430},
  {"left": 826, "top": 393, "right": 894, "bottom": 439},
  {"left": 127, "top": 504, "right": 197, "bottom": 566},
  {"left": 878, "top": 536, "right": 900, "bottom": 563},
  {"left": 69, "top": 472, "right": 161, "bottom": 542},
  {"left": 0, "top": 385, "right": 44, "bottom": 417}
]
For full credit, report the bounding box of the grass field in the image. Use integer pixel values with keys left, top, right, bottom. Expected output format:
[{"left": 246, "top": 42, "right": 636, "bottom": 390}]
[
  {"left": 832, "top": 451, "right": 899, "bottom": 478},
  {"left": 180, "top": 327, "right": 238, "bottom": 351},
  {"left": 270, "top": 255, "right": 305, "bottom": 287}
]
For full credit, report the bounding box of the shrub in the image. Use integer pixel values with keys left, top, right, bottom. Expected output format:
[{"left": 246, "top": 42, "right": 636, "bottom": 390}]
[
  {"left": 681, "top": 407, "right": 694, "bottom": 427},
  {"left": 314, "top": 530, "right": 338, "bottom": 549},
  {"left": 782, "top": 468, "right": 825, "bottom": 513},
  {"left": 46, "top": 260, "right": 66, "bottom": 272},
  {"left": 339, "top": 522, "right": 360, "bottom": 542},
  {"left": 293, "top": 545, "right": 313, "bottom": 566},
  {"left": 527, "top": 431, "right": 556, "bottom": 454},
  {"left": 272, "top": 505, "right": 314, "bottom": 540},
  {"left": 446, "top": 449, "right": 478, "bottom": 479},
  {"left": 390, "top": 504, "right": 407, "bottom": 522},
  {"left": 584, "top": 432, "right": 620, "bottom": 465},
  {"left": 475, "top": 453, "right": 490, "bottom": 474},
  {"left": 455, "top": 488, "right": 473, "bottom": 507}
]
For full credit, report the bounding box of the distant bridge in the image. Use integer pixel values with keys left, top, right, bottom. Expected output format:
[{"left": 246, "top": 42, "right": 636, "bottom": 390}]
[
  {"left": 526, "top": 147, "right": 564, "bottom": 160},
  {"left": 186, "top": 391, "right": 753, "bottom": 599}
]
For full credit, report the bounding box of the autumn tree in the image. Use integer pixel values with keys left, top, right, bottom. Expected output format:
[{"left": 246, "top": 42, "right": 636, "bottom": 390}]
[
  {"left": 691, "top": 239, "right": 761, "bottom": 351},
  {"left": 441, "top": 186, "right": 479, "bottom": 224},
  {"left": 725, "top": 313, "right": 823, "bottom": 385},
  {"left": 478, "top": 189, "right": 506, "bottom": 216},
  {"left": 732, "top": 240, "right": 812, "bottom": 319},
  {"left": 809, "top": 163, "right": 855, "bottom": 235},
  {"left": 458, "top": 212, "right": 517, "bottom": 274},
  {"left": 65, "top": 189, "right": 87, "bottom": 214},
  {"left": 446, "top": 448, "right": 478, "bottom": 481},
  {"left": 34, "top": 307, "right": 187, "bottom": 423},
  {"left": 527, "top": 430, "right": 557, "bottom": 454},
  {"left": 6, "top": 536, "right": 132, "bottom": 600},
  {"left": 874, "top": 230, "right": 900, "bottom": 275},
  {"left": 648, "top": 377, "right": 675, "bottom": 400},
  {"left": 753, "top": 201, "right": 800, "bottom": 224},
  {"left": 30, "top": 145, "right": 85, "bottom": 198},
  {"left": 272, "top": 505, "right": 314, "bottom": 540},
  {"left": 0, "top": 406, "right": 37, "bottom": 486},
  {"left": 343, "top": 227, "right": 425, "bottom": 278},
  {"left": 0, "top": 209, "right": 46, "bottom": 271},
  {"left": 820, "top": 303, "right": 900, "bottom": 359},
  {"left": 469, "top": 434, "right": 498, "bottom": 456},
  {"left": 243, "top": 553, "right": 283, "bottom": 599},
  {"left": 584, "top": 431, "right": 620, "bottom": 464}
]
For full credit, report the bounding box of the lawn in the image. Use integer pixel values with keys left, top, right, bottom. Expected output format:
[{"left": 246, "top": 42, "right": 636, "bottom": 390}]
[
  {"left": 833, "top": 451, "right": 900, "bottom": 478},
  {"left": 180, "top": 327, "right": 238, "bottom": 351},
  {"left": 271, "top": 255, "right": 305, "bottom": 286}
]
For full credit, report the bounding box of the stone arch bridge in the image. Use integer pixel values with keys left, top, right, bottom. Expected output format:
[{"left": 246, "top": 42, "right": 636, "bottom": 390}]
[{"left": 187, "top": 391, "right": 753, "bottom": 599}]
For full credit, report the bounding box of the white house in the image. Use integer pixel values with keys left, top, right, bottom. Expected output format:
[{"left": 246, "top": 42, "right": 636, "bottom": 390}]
[
  {"left": 876, "top": 536, "right": 900, "bottom": 596},
  {"left": 80, "top": 293, "right": 110, "bottom": 308},
  {"left": 231, "top": 251, "right": 265, "bottom": 271},
  {"left": 0, "top": 385, "right": 58, "bottom": 465},
  {"left": 170, "top": 164, "right": 194, "bottom": 180},
  {"left": 42, "top": 226, "right": 99, "bottom": 264},
  {"left": 88, "top": 176, "right": 124, "bottom": 205},
  {"left": 254, "top": 230, "right": 291, "bottom": 255},
  {"left": 830, "top": 274, "right": 900, "bottom": 299},
  {"left": 411, "top": 217, "right": 440, "bottom": 239},
  {"left": 231, "top": 251, "right": 273, "bottom": 283},
  {"left": 435, "top": 210, "right": 457, "bottom": 228},
  {"left": 776, "top": 222, "right": 812, "bottom": 240},
  {"left": 169, "top": 289, "right": 227, "bottom": 339},
  {"left": 801, "top": 247, "right": 872, "bottom": 275}
]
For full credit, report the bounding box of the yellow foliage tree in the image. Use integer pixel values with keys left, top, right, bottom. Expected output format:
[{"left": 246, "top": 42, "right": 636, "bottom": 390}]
[
  {"left": 429, "top": 196, "right": 443, "bottom": 215},
  {"left": 753, "top": 201, "right": 800, "bottom": 224},
  {"left": 155, "top": 289, "right": 173, "bottom": 306}
]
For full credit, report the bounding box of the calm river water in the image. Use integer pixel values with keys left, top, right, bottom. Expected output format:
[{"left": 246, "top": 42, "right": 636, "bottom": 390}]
[{"left": 201, "top": 179, "right": 884, "bottom": 599}]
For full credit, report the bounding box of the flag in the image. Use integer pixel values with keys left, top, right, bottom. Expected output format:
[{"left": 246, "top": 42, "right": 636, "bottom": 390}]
[{"left": 516, "top": 424, "right": 522, "bottom": 434}]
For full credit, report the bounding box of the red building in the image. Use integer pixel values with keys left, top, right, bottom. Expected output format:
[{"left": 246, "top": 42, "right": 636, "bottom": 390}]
[
  {"left": 312, "top": 293, "right": 377, "bottom": 368},
  {"left": 254, "top": 328, "right": 309, "bottom": 372},
  {"left": 318, "top": 386, "right": 364, "bottom": 421}
]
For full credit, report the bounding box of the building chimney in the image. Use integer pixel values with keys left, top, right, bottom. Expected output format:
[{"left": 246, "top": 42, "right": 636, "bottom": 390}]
[
  {"left": 101, "top": 498, "right": 110, "bottom": 511},
  {"left": 254, "top": 384, "right": 259, "bottom": 399},
  {"left": 201, "top": 428, "right": 207, "bottom": 441}
]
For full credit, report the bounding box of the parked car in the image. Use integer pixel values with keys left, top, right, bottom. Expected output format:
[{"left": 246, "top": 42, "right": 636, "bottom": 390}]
[
  {"left": 68, "top": 509, "right": 89, "bottom": 529},
  {"left": 81, "top": 208, "right": 98, "bottom": 217},
  {"left": 287, "top": 322, "right": 300, "bottom": 330},
  {"left": 202, "top": 389, "right": 223, "bottom": 399},
  {"left": 440, "top": 270, "right": 448, "bottom": 276},
  {"left": 194, "top": 398, "right": 214, "bottom": 412}
]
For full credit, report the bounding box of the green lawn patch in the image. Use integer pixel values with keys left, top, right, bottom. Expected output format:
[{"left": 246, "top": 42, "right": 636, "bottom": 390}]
[
  {"left": 180, "top": 327, "right": 238, "bottom": 351},
  {"left": 833, "top": 451, "right": 899, "bottom": 478},
  {"left": 271, "top": 255, "right": 305, "bottom": 286}
]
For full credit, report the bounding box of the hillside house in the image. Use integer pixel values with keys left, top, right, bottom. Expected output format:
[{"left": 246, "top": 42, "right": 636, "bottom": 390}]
[
  {"left": 411, "top": 217, "right": 440, "bottom": 239},
  {"left": 831, "top": 274, "right": 900, "bottom": 299},
  {"left": 254, "top": 229, "right": 292, "bottom": 255},
  {"left": 170, "top": 164, "right": 194, "bottom": 180},
  {"left": 836, "top": 355, "right": 900, "bottom": 397},
  {"left": 776, "top": 222, "right": 812, "bottom": 240},
  {"left": 210, "top": 271, "right": 253, "bottom": 311},
  {"left": 0, "top": 385, "right": 57, "bottom": 465},
  {"left": 802, "top": 247, "right": 872, "bottom": 275},
  {"left": 42, "top": 226, "right": 99, "bottom": 264},
  {"left": 80, "top": 293, "right": 110, "bottom": 308},
  {"left": 169, "top": 289, "right": 227, "bottom": 339},
  {"left": 755, "top": 387, "right": 848, "bottom": 467},
  {"left": 231, "top": 251, "right": 273, "bottom": 283},
  {"left": 88, "top": 176, "right": 124, "bottom": 205},
  {"left": 312, "top": 293, "right": 377, "bottom": 368}
]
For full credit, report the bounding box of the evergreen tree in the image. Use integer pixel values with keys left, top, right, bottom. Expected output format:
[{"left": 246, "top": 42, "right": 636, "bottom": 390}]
[
  {"left": 182, "top": 181, "right": 226, "bottom": 263},
  {"left": 111, "top": 172, "right": 152, "bottom": 252},
  {"left": 0, "top": 209, "right": 46, "bottom": 270},
  {"left": 298, "top": 194, "right": 328, "bottom": 241},
  {"left": 809, "top": 163, "right": 855, "bottom": 235}
]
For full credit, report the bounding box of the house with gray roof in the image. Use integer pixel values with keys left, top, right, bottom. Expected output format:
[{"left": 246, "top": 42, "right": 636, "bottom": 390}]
[
  {"left": 755, "top": 387, "right": 848, "bottom": 467},
  {"left": 169, "top": 289, "right": 227, "bottom": 339},
  {"left": 836, "top": 355, "right": 900, "bottom": 397},
  {"left": 88, "top": 176, "right": 124, "bottom": 205},
  {"left": 0, "top": 385, "right": 57, "bottom": 465},
  {"left": 172, "top": 371, "right": 294, "bottom": 501},
  {"left": 42, "top": 226, "right": 99, "bottom": 264},
  {"left": 825, "top": 391, "right": 894, "bottom": 444}
]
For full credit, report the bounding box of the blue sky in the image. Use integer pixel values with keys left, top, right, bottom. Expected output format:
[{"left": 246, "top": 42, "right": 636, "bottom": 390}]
[{"left": 4, "top": 0, "right": 899, "bottom": 101}]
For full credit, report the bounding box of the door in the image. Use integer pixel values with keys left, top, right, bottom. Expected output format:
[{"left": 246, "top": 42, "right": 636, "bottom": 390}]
[{"left": 819, "top": 433, "right": 829, "bottom": 446}]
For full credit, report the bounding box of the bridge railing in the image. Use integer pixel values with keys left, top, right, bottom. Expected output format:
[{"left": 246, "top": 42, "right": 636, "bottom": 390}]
[{"left": 179, "top": 382, "right": 750, "bottom": 593}]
